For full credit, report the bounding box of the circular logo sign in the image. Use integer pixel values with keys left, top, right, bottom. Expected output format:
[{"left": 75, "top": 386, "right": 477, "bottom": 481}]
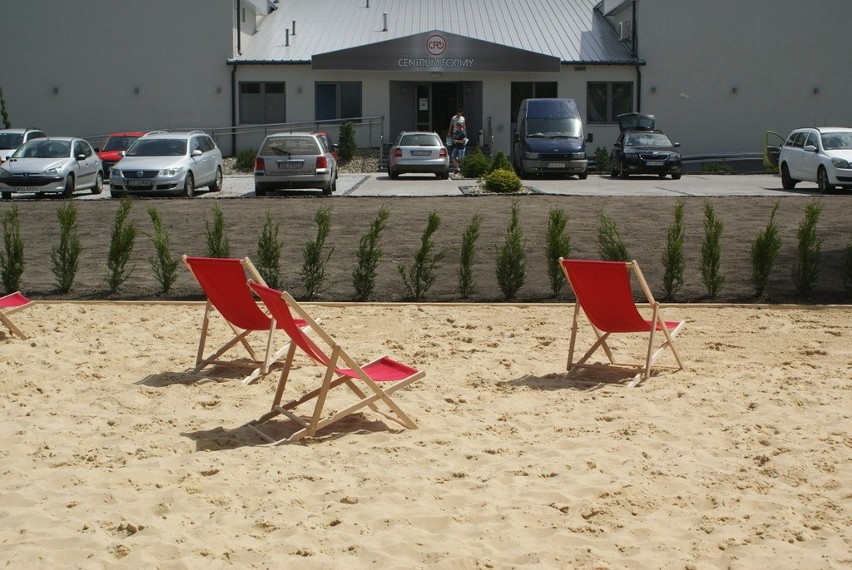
[{"left": 426, "top": 34, "right": 447, "bottom": 56}]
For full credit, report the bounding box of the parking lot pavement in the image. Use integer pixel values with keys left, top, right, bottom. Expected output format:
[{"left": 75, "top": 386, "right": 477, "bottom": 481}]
[{"left": 1, "top": 172, "right": 833, "bottom": 200}]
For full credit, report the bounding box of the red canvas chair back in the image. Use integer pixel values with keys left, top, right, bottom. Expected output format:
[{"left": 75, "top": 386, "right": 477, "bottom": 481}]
[
  {"left": 248, "top": 281, "right": 330, "bottom": 366},
  {"left": 184, "top": 257, "right": 271, "bottom": 331},
  {"left": 561, "top": 259, "right": 650, "bottom": 333}
]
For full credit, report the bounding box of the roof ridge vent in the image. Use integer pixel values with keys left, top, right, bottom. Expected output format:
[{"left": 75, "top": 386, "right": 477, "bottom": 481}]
[{"left": 382, "top": 12, "right": 388, "bottom": 32}]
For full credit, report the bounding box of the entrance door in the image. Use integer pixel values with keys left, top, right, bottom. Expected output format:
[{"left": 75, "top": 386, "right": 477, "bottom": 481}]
[{"left": 389, "top": 81, "right": 481, "bottom": 144}]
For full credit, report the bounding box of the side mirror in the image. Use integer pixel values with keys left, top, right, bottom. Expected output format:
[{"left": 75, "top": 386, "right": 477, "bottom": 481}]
[
  {"left": 192, "top": 149, "right": 203, "bottom": 157},
  {"left": 586, "top": 133, "right": 594, "bottom": 143},
  {"left": 614, "top": 142, "right": 622, "bottom": 149},
  {"left": 119, "top": 151, "right": 126, "bottom": 157},
  {"left": 804, "top": 145, "right": 818, "bottom": 153},
  {"left": 76, "top": 153, "right": 86, "bottom": 161},
  {"left": 674, "top": 142, "right": 681, "bottom": 148}
]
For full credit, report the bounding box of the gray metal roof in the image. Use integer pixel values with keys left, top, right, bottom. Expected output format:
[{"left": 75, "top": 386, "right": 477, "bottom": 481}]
[{"left": 233, "top": 0, "right": 636, "bottom": 65}]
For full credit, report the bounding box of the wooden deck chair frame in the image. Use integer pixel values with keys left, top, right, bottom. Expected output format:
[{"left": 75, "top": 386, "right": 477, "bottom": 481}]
[
  {"left": 559, "top": 258, "right": 685, "bottom": 387},
  {"left": 0, "top": 291, "right": 33, "bottom": 340},
  {"left": 245, "top": 281, "right": 425, "bottom": 444},
  {"left": 183, "top": 255, "right": 302, "bottom": 384}
]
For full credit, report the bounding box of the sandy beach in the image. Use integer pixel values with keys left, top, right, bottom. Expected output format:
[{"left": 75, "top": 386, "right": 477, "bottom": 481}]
[{"left": 1, "top": 301, "right": 850, "bottom": 568}]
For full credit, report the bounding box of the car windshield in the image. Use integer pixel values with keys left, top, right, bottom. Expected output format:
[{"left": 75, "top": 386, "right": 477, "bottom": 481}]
[
  {"left": 126, "top": 139, "right": 186, "bottom": 157},
  {"left": 399, "top": 134, "right": 441, "bottom": 147},
  {"left": 525, "top": 118, "right": 582, "bottom": 138},
  {"left": 625, "top": 133, "right": 673, "bottom": 147},
  {"left": 12, "top": 140, "right": 70, "bottom": 159},
  {"left": 820, "top": 132, "right": 852, "bottom": 151},
  {"left": 260, "top": 136, "right": 320, "bottom": 155},
  {"left": 102, "top": 136, "right": 139, "bottom": 152},
  {"left": 0, "top": 133, "right": 24, "bottom": 150}
]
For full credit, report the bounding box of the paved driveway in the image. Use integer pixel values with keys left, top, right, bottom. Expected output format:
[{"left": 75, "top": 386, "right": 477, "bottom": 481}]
[{"left": 1, "top": 172, "right": 838, "bottom": 200}]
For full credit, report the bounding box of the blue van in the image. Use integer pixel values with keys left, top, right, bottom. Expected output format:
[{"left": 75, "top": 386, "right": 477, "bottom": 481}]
[{"left": 512, "top": 98, "right": 588, "bottom": 179}]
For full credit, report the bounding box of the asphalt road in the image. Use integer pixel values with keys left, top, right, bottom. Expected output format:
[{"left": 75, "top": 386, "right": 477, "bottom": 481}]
[{"left": 2, "top": 172, "right": 842, "bottom": 200}]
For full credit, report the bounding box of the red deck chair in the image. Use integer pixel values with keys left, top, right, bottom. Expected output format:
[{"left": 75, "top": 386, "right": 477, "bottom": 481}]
[
  {"left": 559, "top": 258, "right": 685, "bottom": 386},
  {"left": 183, "top": 256, "right": 305, "bottom": 384},
  {"left": 0, "top": 291, "right": 33, "bottom": 339},
  {"left": 244, "top": 280, "right": 424, "bottom": 444}
]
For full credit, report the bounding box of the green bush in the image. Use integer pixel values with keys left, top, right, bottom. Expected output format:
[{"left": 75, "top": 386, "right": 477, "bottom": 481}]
[
  {"left": 148, "top": 206, "right": 179, "bottom": 295},
  {"left": 495, "top": 201, "right": 526, "bottom": 300},
  {"left": 545, "top": 207, "right": 571, "bottom": 298},
  {"left": 484, "top": 169, "right": 522, "bottom": 193},
  {"left": 597, "top": 210, "right": 630, "bottom": 261},
  {"left": 700, "top": 200, "right": 725, "bottom": 298},
  {"left": 398, "top": 211, "right": 445, "bottom": 300},
  {"left": 594, "top": 146, "right": 611, "bottom": 173},
  {"left": 51, "top": 202, "right": 82, "bottom": 294},
  {"left": 352, "top": 206, "right": 389, "bottom": 301},
  {"left": 750, "top": 201, "right": 782, "bottom": 299},
  {"left": 457, "top": 213, "right": 482, "bottom": 299},
  {"left": 301, "top": 206, "right": 333, "bottom": 300},
  {"left": 701, "top": 162, "right": 734, "bottom": 174},
  {"left": 1, "top": 205, "right": 24, "bottom": 294},
  {"left": 204, "top": 203, "right": 230, "bottom": 258},
  {"left": 792, "top": 200, "right": 822, "bottom": 298},
  {"left": 106, "top": 197, "right": 136, "bottom": 293},
  {"left": 338, "top": 121, "right": 357, "bottom": 163},
  {"left": 487, "top": 151, "right": 513, "bottom": 174},
  {"left": 661, "top": 199, "right": 686, "bottom": 300},
  {"left": 460, "top": 147, "right": 489, "bottom": 178},
  {"left": 235, "top": 148, "right": 256, "bottom": 172},
  {"left": 256, "top": 211, "right": 282, "bottom": 289}
]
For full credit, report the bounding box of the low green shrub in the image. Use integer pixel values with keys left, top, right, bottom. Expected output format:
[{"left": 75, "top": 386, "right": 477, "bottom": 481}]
[
  {"left": 597, "top": 210, "right": 630, "bottom": 261},
  {"left": 235, "top": 148, "right": 256, "bottom": 172},
  {"left": 106, "top": 197, "right": 136, "bottom": 293},
  {"left": 484, "top": 169, "right": 522, "bottom": 193},
  {"left": 461, "top": 147, "right": 489, "bottom": 178},
  {"left": 594, "top": 146, "right": 611, "bottom": 173},
  {"left": 487, "top": 151, "right": 513, "bottom": 174},
  {"left": 256, "top": 211, "right": 282, "bottom": 289},
  {"left": 545, "top": 207, "right": 571, "bottom": 298},
  {"left": 661, "top": 200, "right": 686, "bottom": 300},
  {"left": 495, "top": 201, "right": 526, "bottom": 300},
  {"left": 301, "top": 206, "right": 333, "bottom": 300},
  {"left": 338, "top": 121, "right": 357, "bottom": 163},
  {"left": 204, "top": 203, "right": 230, "bottom": 258},
  {"left": 353, "top": 206, "right": 389, "bottom": 301}
]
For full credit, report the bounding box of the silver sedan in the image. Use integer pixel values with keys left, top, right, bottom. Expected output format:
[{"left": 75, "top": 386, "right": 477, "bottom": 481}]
[{"left": 0, "top": 137, "right": 103, "bottom": 199}]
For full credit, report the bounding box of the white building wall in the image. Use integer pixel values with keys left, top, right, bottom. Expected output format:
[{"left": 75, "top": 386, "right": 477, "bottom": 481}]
[
  {"left": 0, "top": 0, "right": 234, "bottom": 145},
  {"left": 638, "top": 0, "right": 852, "bottom": 156}
]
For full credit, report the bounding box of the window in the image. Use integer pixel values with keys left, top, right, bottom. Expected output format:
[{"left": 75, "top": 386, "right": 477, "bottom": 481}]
[
  {"left": 510, "top": 82, "right": 557, "bottom": 123},
  {"left": 587, "top": 82, "right": 633, "bottom": 123},
  {"left": 315, "top": 82, "right": 362, "bottom": 121},
  {"left": 239, "top": 82, "right": 286, "bottom": 125}
]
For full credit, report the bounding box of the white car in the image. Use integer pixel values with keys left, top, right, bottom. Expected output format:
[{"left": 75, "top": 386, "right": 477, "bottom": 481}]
[
  {"left": 110, "top": 130, "right": 223, "bottom": 198},
  {"left": 778, "top": 127, "right": 852, "bottom": 192},
  {"left": 0, "top": 128, "right": 46, "bottom": 165},
  {"left": 0, "top": 137, "right": 103, "bottom": 199}
]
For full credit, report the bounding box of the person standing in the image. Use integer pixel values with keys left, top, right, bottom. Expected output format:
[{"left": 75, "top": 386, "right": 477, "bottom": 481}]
[
  {"left": 447, "top": 109, "right": 465, "bottom": 140},
  {"left": 451, "top": 123, "right": 468, "bottom": 174}
]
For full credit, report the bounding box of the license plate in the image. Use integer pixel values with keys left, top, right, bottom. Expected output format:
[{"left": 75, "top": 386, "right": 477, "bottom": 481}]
[
  {"left": 645, "top": 161, "right": 665, "bottom": 166},
  {"left": 411, "top": 150, "right": 431, "bottom": 156},
  {"left": 127, "top": 179, "right": 152, "bottom": 187},
  {"left": 18, "top": 186, "right": 42, "bottom": 192},
  {"left": 277, "top": 161, "right": 304, "bottom": 169},
  {"left": 547, "top": 162, "right": 566, "bottom": 168}
]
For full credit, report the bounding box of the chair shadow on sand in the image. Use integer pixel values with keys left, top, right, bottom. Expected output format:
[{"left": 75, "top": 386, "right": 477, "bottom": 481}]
[
  {"left": 181, "top": 413, "right": 397, "bottom": 450},
  {"left": 505, "top": 366, "right": 652, "bottom": 392},
  {"left": 136, "top": 360, "right": 286, "bottom": 387}
]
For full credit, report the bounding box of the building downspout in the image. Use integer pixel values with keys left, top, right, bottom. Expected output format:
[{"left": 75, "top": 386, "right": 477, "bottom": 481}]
[
  {"left": 231, "top": 64, "right": 237, "bottom": 155},
  {"left": 236, "top": 0, "right": 242, "bottom": 55},
  {"left": 633, "top": 0, "right": 641, "bottom": 112}
]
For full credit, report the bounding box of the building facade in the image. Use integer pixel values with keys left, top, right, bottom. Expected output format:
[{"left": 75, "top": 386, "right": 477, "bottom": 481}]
[{"left": 1, "top": 0, "right": 849, "bottom": 162}]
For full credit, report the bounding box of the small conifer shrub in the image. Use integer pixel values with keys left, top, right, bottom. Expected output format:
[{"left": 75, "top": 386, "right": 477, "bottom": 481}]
[
  {"left": 1, "top": 205, "right": 24, "bottom": 294},
  {"left": 661, "top": 200, "right": 686, "bottom": 300},
  {"left": 597, "top": 210, "right": 630, "bottom": 261},
  {"left": 353, "top": 206, "right": 389, "bottom": 301},
  {"left": 792, "top": 200, "right": 823, "bottom": 298},
  {"left": 495, "top": 201, "right": 526, "bottom": 300},
  {"left": 51, "top": 201, "right": 82, "bottom": 294},
  {"left": 700, "top": 200, "right": 725, "bottom": 298},
  {"left": 398, "top": 211, "right": 445, "bottom": 300},
  {"left": 256, "top": 211, "right": 283, "bottom": 289},
  {"left": 545, "top": 207, "right": 571, "bottom": 298},
  {"left": 106, "top": 197, "right": 136, "bottom": 293},
  {"left": 458, "top": 213, "right": 482, "bottom": 299},
  {"left": 204, "top": 203, "right": 230, "bottom": 258},
  {"left": 750, "top": 201, "right": 782, "bottom": 299},
  {"left": 147, "top": 206, "right": 179, "bottom": 295},
  {"left": 301, "top": 206, "right": 333, "bottom": 300}
]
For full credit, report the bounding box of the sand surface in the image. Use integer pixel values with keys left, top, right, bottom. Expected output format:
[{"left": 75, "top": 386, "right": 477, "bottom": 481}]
[{"left": 1, "top": 301, "right": 850, "bottom": 568}]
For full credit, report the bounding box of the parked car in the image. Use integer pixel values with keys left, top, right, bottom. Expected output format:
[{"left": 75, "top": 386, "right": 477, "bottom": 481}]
[
  {"left": 97, "top": 131, "right": 145, "bottom": 179},
  {"left": 254, "top": 132, "right": 338, "bottom": 196},
  {"left": 0, "top": 128, "right": 46, "bottom": 165},
  {"left": 778, "top": 127, "right": 852, "bottom": 192},
  {"left": 109, "top": 130, "right": 223, "bottom": 198},
  {"left": 610, "top": 117, "right": 682, "bottom": 179},
  {"left": 388, "top": 131, "right": 450, "bottom": 179},
  {"left": 313, "top": 131, "right": 339, "bottom": 160},
  {"left": 0, "top": 137, "right": 102, "bottom": 199}
]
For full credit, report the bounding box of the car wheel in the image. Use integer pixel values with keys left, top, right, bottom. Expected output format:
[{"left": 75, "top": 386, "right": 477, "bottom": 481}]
[
  {"left": 208, "top": 166, "right": 223, "bottom": 192},
  {"left": 438, "top": 170, "right": 450, "bottom": 180},
  {"left": 254, "top": 185, "right": 267, "bottom": 197},
  {"left": 671, "top": 173, "right": 682, "bottom": 180},
  {"left": 618, "top": 161, "right": 628, "bottom": 179},
  {"left": 817, "top": 167, "right": 834, "bottom": 193},
  {"left": 184, "top": 172, "right": 195, "bottom": 198},
  {"left": 91, "top": 171, "right": 104, "bottom": 195},
  {"left": 322, "top": 179, "right": 334, "bottom": 196},
  {"left": 578, "top": 170, "right": 588, "bottom": 180},
  {"left": 780, "top": 163, "right": 797, "bottom": 190},
  {"left": 1, "top": 191, "right": 11, "bottom": 201},
  {"left": 388, "top": 168, "right": 399, "bottom": 180},
  {"left": 62, "top": 174, "right": 75, "bottom": 198}
]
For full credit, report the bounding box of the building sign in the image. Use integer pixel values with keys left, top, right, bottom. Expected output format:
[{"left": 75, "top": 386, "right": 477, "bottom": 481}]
[{"left": 313, "top": 30, "right": 560, "bottom": 73}]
